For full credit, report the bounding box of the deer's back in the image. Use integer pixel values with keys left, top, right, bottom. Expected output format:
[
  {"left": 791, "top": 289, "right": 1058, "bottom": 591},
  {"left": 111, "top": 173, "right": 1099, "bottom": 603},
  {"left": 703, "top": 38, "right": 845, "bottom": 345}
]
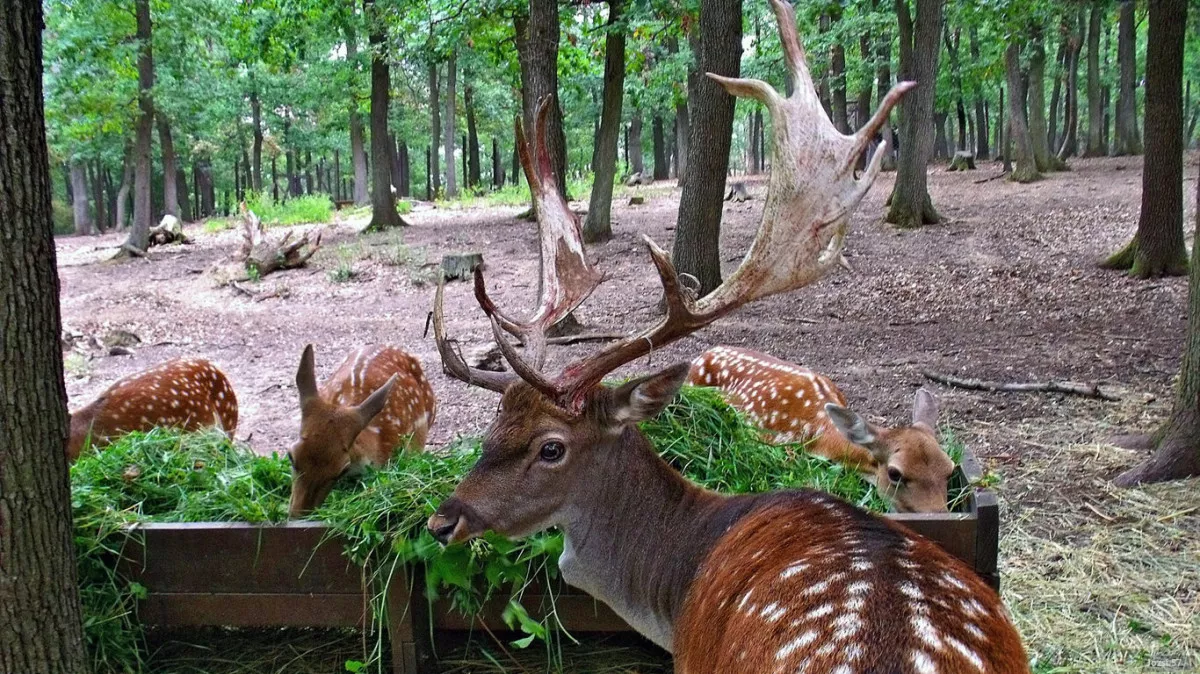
[{"left": 674, "top": 493, "right": 1028, "bottom": 673}]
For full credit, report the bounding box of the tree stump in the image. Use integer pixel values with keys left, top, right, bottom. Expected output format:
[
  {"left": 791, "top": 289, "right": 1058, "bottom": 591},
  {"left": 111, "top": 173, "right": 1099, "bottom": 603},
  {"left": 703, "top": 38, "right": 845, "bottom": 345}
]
[
  {"left": 949, "top": 151, "right": 977, "bottom": 171},
  {"left": 441, "top": 253, "right": 483, "bottom": 282},
  {"left": 208, "top": 205, "right": 321, "bottom": 285},
  {"left": 724, "top": 182, "right": 750, "bottom": 202}
]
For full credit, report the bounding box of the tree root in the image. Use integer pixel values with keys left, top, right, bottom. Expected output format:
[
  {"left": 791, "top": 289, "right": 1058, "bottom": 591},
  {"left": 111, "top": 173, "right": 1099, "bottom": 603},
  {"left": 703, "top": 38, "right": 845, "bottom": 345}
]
[
  {"left": 922, "top": 370, "right": 1119, "bottom": 401},
  {"left": 1101, "top": 237, "right": 1189, "bottom": 278}
]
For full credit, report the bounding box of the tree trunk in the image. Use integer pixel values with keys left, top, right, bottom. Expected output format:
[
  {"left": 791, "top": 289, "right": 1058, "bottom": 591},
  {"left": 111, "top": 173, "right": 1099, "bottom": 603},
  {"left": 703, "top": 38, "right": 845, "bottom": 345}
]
[
  {"left": 124, "top": 0, "right": 154, "bottom": 253},
  {"left": 830, "top": 34, "right": 850, "bottom": 134},
  {"left": 345, "top": 24, "right": 369, "bottom": 205},
  {"left": 1059, "top": 12, "right": 1083, "bottom": 158},
  {"left": 304, "top": 150, "right": 313, "bottom": 194},
  {"left": 583, "top": 0, "right": 626, "bottom": 244},
  {"left": 176, "top": 167, "right": 190, "bottom": 222},
  {"left": 250, "top": 85, "right": 263, "bottom": 193},
  {"left": 443, "top": 53, "right": 458, "bottom": 198},
  {"left": 270, "top": 155, "right": 278, "bottom": 202},
  {"left": 158, "top": 117, "right": 179, "bottom": 216},
  {"left": 465, "top": 83, "right": 481, "bottom": 189},
  {"left": 629, "top": 112, "right": 644, "bottom": 175},
  {"left": 652, "top": 115, "right": 669, "bottom": 180},
  {"left": 885, "top": 0, "right": 942, "bottom": 229},
  {"left": 671, "top": 0, "right": 742, "bottom": 295},
  {"left": 1029, "top": 29, "right": 1066, "bottom": 172},
  {"left": 933, "top": 111, "right": 950, "bottom": 159},
  {"left": 1103, "top": 0, "right": 1188, "bottom": 278},
  {"left": 675, "top": 99, "right": 690, "bottom": 183},
  {"left": 1084, "top": 2, "right": 1105, "bottom": 156},
  {"left": 333, "top": 149, "right": 341, "bottom": 201},
  {"left": 857, "top": 27, "right": 873, "bottom": 130},
  {"left": 492, "top": 137, "right": 504, "bottom": 188},
  {"left": 1048, "top": 40, "right": 1066, "bottom": 153},
  {"left": 877, "top": 19, "right": 896, "bottom": 169},
  {"left": 747, "top": 113, "right": 761, "bottom": 174},
  {"left": 398, "top": 141, "right": 410, "bottom": 196},
  {"left": 69, "top": 160, "right": 91, "bottom": 235},
  {"left": 365, "top": 0, "right": 405, "bottom": 230},
  {"left": 0, "top": 1, "right": 89, "bottom": 668},
  {"left": 90, "top": 159, "right": 107, "bottom": 232},
  {"left": 1005, "top": 42, "right": 1042, "bottom": 183},
  {"left": 115, "top": 149, "right": 132, "bottom": 229},
  {"left": 1114, "top": 0, "right": 1141, "bottom": 155},
  {"left": 427, "top": 59, "right": 440, "bottom": 198},
  {"left": 515, "top": 0, "right": 569, "bottom": 200}
]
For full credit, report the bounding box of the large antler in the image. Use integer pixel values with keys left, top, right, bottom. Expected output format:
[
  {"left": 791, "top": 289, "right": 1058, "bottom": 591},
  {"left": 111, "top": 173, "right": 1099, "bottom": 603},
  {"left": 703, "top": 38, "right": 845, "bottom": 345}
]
[{"left": 433, "top": 96, "right": 603, "bottom": 392}]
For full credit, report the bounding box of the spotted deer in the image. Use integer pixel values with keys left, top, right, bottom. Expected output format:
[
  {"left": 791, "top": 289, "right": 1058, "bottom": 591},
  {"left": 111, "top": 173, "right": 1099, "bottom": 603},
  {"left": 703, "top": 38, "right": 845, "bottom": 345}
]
[
  {"left": 287, "top": 344, "right": 436, "bottom": 518},
  {"left": 67, "top": 358, "right": 238, "bottom": 461},
  {"left": 424, "top": 3, "right": 1028, "bottom": 671},
  {"left": 688, "top": 346, "right": 954, "bottom": 513}
]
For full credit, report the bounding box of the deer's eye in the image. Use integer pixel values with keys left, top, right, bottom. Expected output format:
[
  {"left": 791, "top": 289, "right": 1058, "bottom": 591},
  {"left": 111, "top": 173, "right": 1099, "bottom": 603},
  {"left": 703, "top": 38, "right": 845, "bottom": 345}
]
[
  {"left": 539, "top": 441, "right": 565, "bottom": 463},
  {"left": 887, "top": 466, "right": 904, "bottom": 484}
]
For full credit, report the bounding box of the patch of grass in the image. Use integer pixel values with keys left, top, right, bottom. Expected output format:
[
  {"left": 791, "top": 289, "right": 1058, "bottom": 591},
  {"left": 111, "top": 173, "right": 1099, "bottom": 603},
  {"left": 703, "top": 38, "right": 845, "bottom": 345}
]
[
  {"left": 246, "top": 191, "right": 332, "bottom": 226},
  {"left": 203, "top": 218, "right": 235, "bottom": 234},
  {"left": 53, "top": 199, "right": 75, "bottom": 235}
]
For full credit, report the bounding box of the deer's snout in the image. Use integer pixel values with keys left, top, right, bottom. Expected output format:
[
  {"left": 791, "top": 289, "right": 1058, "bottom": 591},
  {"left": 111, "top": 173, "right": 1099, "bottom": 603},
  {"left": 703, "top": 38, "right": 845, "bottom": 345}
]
[{"left": 427, "top": 498, "right": 474, "bottom": 545}]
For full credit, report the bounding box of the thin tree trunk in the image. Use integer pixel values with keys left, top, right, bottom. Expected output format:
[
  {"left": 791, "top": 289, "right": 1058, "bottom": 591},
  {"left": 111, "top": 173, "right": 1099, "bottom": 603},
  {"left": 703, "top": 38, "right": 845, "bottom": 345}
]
[
  {"left": 69, "top": 160, "right": 91, "bottom": 235},
  {"left": 583, "top": 0, "right": 626, "bottom": 244},
  {"left": 885, "top": 0, "right": 942, "bottom": 228},
  {"left": 304, "top": 150, "right": 313, "bottom": 194},
  {"left": 830, "top": 32, "right": 850, "bottom": 134},
  {"left": 876, "top": 13, "right": 895, "bottom": 169},
  {"left": 250, "top": 83, "right": 263, "bottom": 192},
  {"left": 466, "top": 83, "right": 481, "bottom": 189},
  {"left": 1059, "top": 10, "right": 1084, "bottom": 158},
  {"left": 1029, "top": 28, "right": 1065, "bottom": 172},
  {"left": 1084, "top": 1, "right": 1105, "bottom": 156},
  {"left": 427, "top": 60, "right": 440, "bottom": 198},
  {"left": 443, "top": 53, "right": 458, "bottom": 198},
  {"left": 398, "top": 141, "right": 410, "bottom": 196},
  {"left": 652, "top": 115, "right": 669, "bottom": 180},
  {"left": 672, "top": 0, "right": 742, "bottom": 294},
  {"left": 271, "top": 155, "right": 278, "bottom": 202},
  {"left": 365, "top": 0, "right": 405, "bottom": 229},
  {"left": 629, "top": 112, "right": 644, "bottom": 175},
  {"left": 1005, "top": 42, "right": 1041, "bottom": 183},
  {"left": 1048, "top": 40, "right": 1066, "bottom": 153},
  {"left": 515, "top": 0, "right": 569, "bottom": 200},
  {"left": 115, "top": 149, "right": 132, "bottom": 229},
  {"left": 90, "top": 158, "right": 107, "bottom": 231},
  {"left": 346, "top": 24, "right": 369, "bottom": 205},
  {"left": 333, "top": 149, "right": 341, "bottom": 201},
  {"left": 125, "top": 0, "right": 154, "bottom": 253},
  {"left": 1103, "top": 0, "right": 1188, "bottom": 278},
  {"left": 176, "top": 167, "right": 190, "bottom": 221},
  {"left": 0, "top": 2, "right": 89, "bottom": 667},
  {"left": 1114, "top": 0, "right": 1141, "bottom": 155},
  {"left": 158, "top": 117, "right": 179, "bottom": 216},
  {"left": 492, "top": 137, "right": 504, "bottom": 188}
]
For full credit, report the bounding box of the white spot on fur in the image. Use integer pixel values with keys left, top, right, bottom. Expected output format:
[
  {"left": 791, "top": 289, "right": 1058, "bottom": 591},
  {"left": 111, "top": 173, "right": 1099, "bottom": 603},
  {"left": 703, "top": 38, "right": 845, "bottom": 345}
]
[
  {"left": 946, "top": 635, "right": 985, "bottom": 671},
  {"left": 776, "top": 630, "right": 819, "bottom": 660},
  {"left": 910, "top": 649, "right": 938, "bottom": 674}
]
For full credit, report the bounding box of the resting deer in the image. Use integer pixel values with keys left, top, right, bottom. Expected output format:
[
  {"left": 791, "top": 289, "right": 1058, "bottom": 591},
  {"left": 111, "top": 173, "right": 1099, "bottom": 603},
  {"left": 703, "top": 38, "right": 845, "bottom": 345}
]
[
  {"left": 425, "top": 6, "right": 1029, "bottom": 670},
  {"left": 688, "top": 346, "right": 954, "bottom": 513},
  {"left": 287, "top": 344, "right": 436, "bottom": 518},
  {"left": 67, "top": 358, "right": 238, "bottom": 461}
]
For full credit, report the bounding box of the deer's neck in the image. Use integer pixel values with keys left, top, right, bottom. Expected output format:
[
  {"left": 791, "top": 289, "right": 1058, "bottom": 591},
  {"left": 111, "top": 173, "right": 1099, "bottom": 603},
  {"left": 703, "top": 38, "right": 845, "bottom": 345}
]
[{"left": 556, "top": 427, "right": 764, "bottom": 653}]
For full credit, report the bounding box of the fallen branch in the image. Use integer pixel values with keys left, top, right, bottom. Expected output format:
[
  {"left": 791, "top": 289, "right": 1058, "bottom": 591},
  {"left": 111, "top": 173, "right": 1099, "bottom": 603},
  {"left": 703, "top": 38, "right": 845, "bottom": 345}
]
[
  {"left": 922, "top": 370, "right": 1119, "bottom": 401},
  {"left": 972, "top": 171, "right": 1009, "bottom": 184},
  {"left": 209, "top": 204, "right": 321, "bottom": 284}
]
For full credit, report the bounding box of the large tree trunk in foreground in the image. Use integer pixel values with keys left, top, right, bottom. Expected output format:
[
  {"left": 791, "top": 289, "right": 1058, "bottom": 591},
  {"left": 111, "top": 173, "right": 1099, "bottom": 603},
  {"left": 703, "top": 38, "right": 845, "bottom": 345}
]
[
  {"left": 1103, "top": 0, "right": 1188, "bottom": 278},
  {"left": 1028, "top": 30, "right": 1066, "bottom": 172},
  {"left": 365, "top": 0, "right": 405, "bottom": 230},
  {"left": 1115, "top": 167, "right": 1200, "bottom": 485},
  {"left": 671, "top": 0, "right": 742, "bottom": 295},
  {"left": 1114, "top": 0, "right": 1142, "bottom": 156},
  {"left": 124, "top": 0, "right": 154, "bottom": 253},
  {"left": 1084, "top": 2, "right": 1105, "bottom": 157},
  {"left": 885, "top": 0, "right": 941, "bottom": 229},
  {"left": 158, "top": 117, "right": 180, "bottom": 216},
  {"left": 583, "top": 0, "right": 626, "bottom": 244},
  {"left": 69, "top": 160, "right": 92, "bottom": 235},
  {"left": 0, "top": 0, "right": 89, "bottom": 669},
  {"left": 515, "top": 0, "right": 568, "bottom": 201},
  {"left": 1005, "top": 43, "right": 1042, "bottom": 183},
  {"left": 443, "top": 52, "right": 458, "bottom": 198},
  {"left": 346, "top": 24, "right": 369, "bottom": 205}
]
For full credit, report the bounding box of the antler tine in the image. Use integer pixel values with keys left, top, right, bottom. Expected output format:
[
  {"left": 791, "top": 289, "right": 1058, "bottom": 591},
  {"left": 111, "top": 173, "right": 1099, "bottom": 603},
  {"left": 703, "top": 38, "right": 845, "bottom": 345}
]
[{"left": 432, "top": 275, "right": 516, "bottom": 394}]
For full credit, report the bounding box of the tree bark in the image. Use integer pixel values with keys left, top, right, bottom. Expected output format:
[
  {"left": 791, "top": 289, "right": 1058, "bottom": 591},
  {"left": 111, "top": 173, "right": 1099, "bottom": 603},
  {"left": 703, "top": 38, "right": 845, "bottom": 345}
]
[
  {"left": 333, "top": 149, "right": 341, "bottom": 201},
  {"left": 492, "top": 137, "right": 504, "bottom": 188},
  {"left": 115, "top": 148, "right": 132, "bottom": 229},
  {"left": 857, "top": 25, "right": 873, "bottom": 130},
  {"left": 89, "top": 158, "right": 107, "bottom": 232},
  {"left": 346, "top": 24, "right": 369, "bottom": 205},
  {"left": 629, "top": 112, "right": 644, "bottom": 175},
  {"left": 1114, "top": 0, "right": 1141, "bottom": 155},
  {"left": 652, "top": 115, "right": 669, "bottom": 180},
  {"left": 176, "top": 167, "right": 190, "bottom": 221},
  {"left": 885, "top": 0, "right": 941, "bottom": 228},
  {"left": 1029, "top": 29, "right": 1066, "bottom": 172},
  {"left": 365, "top": 0, "right": 405, "bottom": 230},
  {"left": 0, "top": 0, "right": 89, "bottom": 668},
  {"left": 1048, "top": 40, "right": 1066, "bottom": 153},
  {"left": 69, "top": 160, "right": 91, "bottom": 235},
  {"left": 877, "top": 18, "right": 896, "bottom": 169},
  {"left": 515, "top": 0, "right": 569, "bottom": 200},
  {"left": 1084, "top": 2, "right": 1105, "bottom": 156},
  {"left": 830, "top": 31, "right": 850, "bottom": 134},
  {"left": 250, "top": 84, "right": 263, "bottom": 193},
  {"left": 465, "top": 83, "right": 481, "bottom": 189},
  {"left": 1103, "top": 0, "right": 1188, "bottom": 278},
  {"left": 427, "top": 59, "right": 440, "bottom": 198},
  {"left": 444, "top": 52, "right": 458, "bottom": 198},
  {"left": 398, "top": 140, "right": 411, "bottom": 196},
  {"left": 1059, "top": 11, "right": 1083, "bottom": 158},
  {"left": 671, "top": 0, "right": 742, "bottom": 294},
  {"left": 583, "top": 0, "right": 626, "bottom": 244},
  {"left": 158, "top": 117, "right": 180, "bottom": 216},
  {"left": 1005, "top": 42, "right": 1042, "bottom": 183},
  {"left": 125, "top": 0, "right": 154, "bottom": 253}
]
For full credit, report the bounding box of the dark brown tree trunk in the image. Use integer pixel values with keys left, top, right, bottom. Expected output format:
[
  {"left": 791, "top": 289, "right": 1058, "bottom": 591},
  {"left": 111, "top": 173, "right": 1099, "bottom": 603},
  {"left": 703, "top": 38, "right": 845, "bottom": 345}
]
[
  {"left": 115, "top": 148, "right": 132, "bottom": 228},
  {"left": 90, "top": 158, "right": 107, "bottom": 231},
  {"left": 492, "top": 137, "right": 504, "bottom": 188},
  {"left": 398, "top": 141, "right": 410, "bottom": 197},
  {"left": 346, "top": 26, "right": 369, "bottom": 205},
  {"left": 1005, "top": 42, "right": 1042, "bottom": 183},
  {"left": 1048, "top": 40, "right": 1066, "bottom": 152},
  {"left": 1103, "top": 0, "right": 1189, "bottom": 278},
  {"left": 465, "top": 83, "right": 481, "bottom": 189},
  {"left": 125, "top": 0, "right": 154, "bottom": 253},
  {"left": 0, "top": 1, "right": 89, "bottom": 668},
  {"left": 333, "top": 149, "right": 341, "bottom": 201},
  {"left": 201, "top": 159, "right": 214, "bottom": 216},
  {"left": 653, "top": 114, "right": 669, "bottom": 180},
  {"left": 365, "top": 0, "right": 405, "bottom": 230},
  {"left": 629, "top": 112, "right": 644, "bottom": 175},
  {"left": 671, "top": 0, "right": 742, "bottom": 294},
  {"left": 69, "top": 160, "right": 91, "bottom": 235},
  {"left": 444, "top": 52, "right": 458, "bottom": 198},
  {"left": 176, "top": 167, "right": 190, "bottom": 221},
  {"left": 304, "top": 150, "right": 313, "bottom": 194},
  {"left": 747, "top": 112, "right": 761, "bottom": 174},
  {"left": 1029, "top": 28, "right": 1066, "bottom": 172},
  {"left": 270, "top": 155, "right": 278, "bottom": 202},
  {"left": 1114, "top": 0, "right": 1141, "bottom": 155},
  {"left": 877, "top": 19, "right": 896, "bottom": 169},
  {"left": 425, "top": 146, "right": 432, "bottom": 199},
  {"left": 885, "top": 0, "right": 942, "bottom": 228},
  {"left": 158, "top": 117, "right": 179, "bottom": 216},
  {"left": 427, "top": 59, "right": 440, "bottom": 198},
  {"left": 583, "top": 0, "right": 626, "bottom": 244},
  {"left": 250, "top": 84, "right": 263, "bottom": 192},
  {"left": 1059, "top": 10, "right": 1083, "bottom": 158},
  {"left": 830, "top": 33, "right": 850, "bottom": 134},
  {"left": 1084, "top": 2, "right": 1105, "bottom": 156},
  {"left": 511, "top": 140, "right": 519, "bottom": 186},
  {"left": 933, "top": 111, "right": 950, "bottom": 159},
  {"left": 515, "top": 0, "right": 568, "bottom": 200}
]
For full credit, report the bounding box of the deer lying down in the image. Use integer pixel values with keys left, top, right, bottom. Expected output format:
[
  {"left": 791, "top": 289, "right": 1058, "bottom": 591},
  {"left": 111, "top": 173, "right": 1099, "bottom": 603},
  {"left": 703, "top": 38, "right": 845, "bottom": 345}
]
[
  {"left": 67, "top": 358, "right": 238, "bottom": 461},
  {"left": 286, "top": 345, "right": 436, "bottom": 518},
  {"left": 688, "top": 346, "right": 955, "bottom": 513},
  {"left": 425, "top": 2, "right": 1030, "bottom": 668}
]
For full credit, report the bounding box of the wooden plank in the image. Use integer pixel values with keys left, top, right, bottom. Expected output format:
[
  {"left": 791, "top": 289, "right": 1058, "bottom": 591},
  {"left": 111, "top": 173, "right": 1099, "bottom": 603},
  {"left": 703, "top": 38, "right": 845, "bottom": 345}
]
[
  {"left": 432, "top": 595, "right": 631, "bottom": 633},
  {"left": 138, "top": 592, "right": 368, "bottom": 628},
  {"left": 888, "top": 513, "right": 978, "bottom": 568}
]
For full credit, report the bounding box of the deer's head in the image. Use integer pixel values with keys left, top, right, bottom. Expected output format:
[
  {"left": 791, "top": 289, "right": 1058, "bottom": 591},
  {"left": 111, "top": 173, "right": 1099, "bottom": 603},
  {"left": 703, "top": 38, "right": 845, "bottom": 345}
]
[{"left": 288, "top": 344, "right": 396, "bottom": 518}]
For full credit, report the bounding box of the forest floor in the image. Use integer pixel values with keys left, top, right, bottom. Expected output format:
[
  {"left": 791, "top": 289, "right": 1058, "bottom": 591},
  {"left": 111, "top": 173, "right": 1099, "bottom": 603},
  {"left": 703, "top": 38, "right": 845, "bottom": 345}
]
[{"left": 58, "top": 155, "right": 1199, "bottom": 673}]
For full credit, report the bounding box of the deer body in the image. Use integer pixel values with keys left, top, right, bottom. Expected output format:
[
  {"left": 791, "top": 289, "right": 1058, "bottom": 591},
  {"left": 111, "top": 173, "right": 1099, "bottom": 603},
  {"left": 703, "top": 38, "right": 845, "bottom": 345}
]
[
  {"left": 689, "top": 346, "right": 955, "bottom": 513},
  {"left": 288, "top": 345, "right": 436, "bottom": 517},
  {"left": 67, "top": 358, "right": 237, "bottom": 461}
]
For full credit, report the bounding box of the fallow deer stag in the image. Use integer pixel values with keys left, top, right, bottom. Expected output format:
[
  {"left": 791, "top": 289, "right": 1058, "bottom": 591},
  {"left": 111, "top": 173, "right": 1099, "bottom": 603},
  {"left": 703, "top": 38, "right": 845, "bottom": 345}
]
[
  {"left": 287, "top": 345, "right": 436, "bottom": 518},
  {"left": 427, "top": 1, "right": 1028, "bottom": 671},
  {"left": 67, "top": 358, "right": 238, "bottom": 461},
  {"left": 689, "top": 346, "right": 955, "bottom": 513}
]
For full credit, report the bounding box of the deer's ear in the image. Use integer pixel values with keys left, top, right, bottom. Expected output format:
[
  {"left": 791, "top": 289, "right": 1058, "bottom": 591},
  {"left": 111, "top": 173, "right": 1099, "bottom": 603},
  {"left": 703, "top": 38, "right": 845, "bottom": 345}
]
[
  {"left": 608, "top": 363, "right": 689, "bottom": 426},
  {"left": 911, "top": 388, "right": 939, "bottom": 432},
  {"left": 355, "top": 375, "right": 397, "bottom": 426},
  {"left": 825, "top": 403, "right": 891, "bottom": 462},
  {"left": 297, "top": 345, "right": 319, "bottom": 408}
]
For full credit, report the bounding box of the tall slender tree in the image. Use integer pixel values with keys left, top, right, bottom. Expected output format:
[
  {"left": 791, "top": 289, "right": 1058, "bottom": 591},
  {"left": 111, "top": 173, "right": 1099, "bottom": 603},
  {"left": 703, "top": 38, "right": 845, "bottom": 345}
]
[
  {"left": 885, "top": 0, "right": 941, "bottom": 228},
  {"left": 583, "top": 0, "right": 626, "bottom": 244},
  {"left": 1083, "top": 1, "right": 1105, "bottom": 157},
  {"left": 345, "top": 23, "right": 369, "bottom": 205},
  {"left": 1113, "top": 0, "right": 1141, "bottom": 155},
  {"left": 124, "top": 0, "right": 155, "bottom": 253},
  {"left": 364, "top": 0, "right": 406, "bottom": 230},
  {"left": 515, "top": 0, "right": 568, "bottom": 200},
  {"left": 444, "top": 52, "right": 458, "bottom": 198},
  {"left": 1004, "top": 42, "right": 1041, "bottom": 183}
]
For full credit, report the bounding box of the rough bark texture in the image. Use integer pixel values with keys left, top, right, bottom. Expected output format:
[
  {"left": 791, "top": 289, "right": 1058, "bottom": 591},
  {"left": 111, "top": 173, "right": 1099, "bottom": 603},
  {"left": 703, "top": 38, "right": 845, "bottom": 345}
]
[
  {"left": 1028, "top": 30, "right": 1066, "bottom": 172},
  {"left": 1115, "top": 168, "right": 1200, "bottom": 485},
  {"left": 0, "top": 1, "right": 90, "bottom": 669},
  {"left": 629, "top": 112, "right": 644, "bottom": 175},
  {"left": 1059, "top": 12, "right": 1083, "bottom": 158},
  {"left": 652, "top": 115, "right": 669, "bottom": 180},
  {"left": 1114, "top": 0, "right": 1142, "bottom": 155},
  {"left": 466, "top": 83, "right": 481, "bottom": 188},
  {"left": 158, "top": 117, "right": 180, "bottom": 216},
  {"left": 346, "top": 24, "right": 369, "bottom": 205},
  {"left": 250, "top": 85, "right": 263, "bottom": 192},
  {"left": 1005, "top": 43, "right": 1042, "bottom": 183},
  {"left": 125, "top": 0, "right": 155, "bottom": 253},
  {"left": 885, "top": 0, "right": 941, "bottom": 228},
  {"left": 583, "top": 0, "right": 626, "bottom": 244},
  {"left": 1103, "top": 0, "right": 1188, "bottom": 278},
  {"left": 515, "top": 0, "right": 568, "bottom": 200},
  {"left": 365, "top": 0, "right": 405, "bottom": 230},
  {"left": 671, "top": 0, "right": 743, "bottom": 294},
  {"left": 1084, "top": 2, "right": 1105, "bottom": 157},
  {"left": 444, "top": 52, "right": 458, "bottom": 198},
  {"left": 69, "top": 160, "right": 91, "bottom": 235}
]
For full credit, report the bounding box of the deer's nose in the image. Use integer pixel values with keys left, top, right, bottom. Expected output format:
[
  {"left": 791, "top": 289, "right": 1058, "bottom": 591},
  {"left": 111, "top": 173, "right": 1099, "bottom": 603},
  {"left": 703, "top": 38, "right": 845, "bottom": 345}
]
[{"left": 427, "top": 513, "right": 459, "bottom": 544}]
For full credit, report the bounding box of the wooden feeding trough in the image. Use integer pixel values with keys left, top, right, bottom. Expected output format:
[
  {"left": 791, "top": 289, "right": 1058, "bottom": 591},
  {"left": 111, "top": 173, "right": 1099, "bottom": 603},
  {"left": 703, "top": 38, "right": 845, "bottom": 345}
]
[{"left": 119, "top": 447, "right": 999, "bottom": 674}]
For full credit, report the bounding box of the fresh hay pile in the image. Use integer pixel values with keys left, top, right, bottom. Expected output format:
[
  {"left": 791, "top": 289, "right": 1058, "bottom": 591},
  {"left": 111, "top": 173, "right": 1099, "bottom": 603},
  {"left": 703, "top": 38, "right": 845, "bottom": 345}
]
[{"left": 71, "top": 385, "right": 888, "bottom": 672}]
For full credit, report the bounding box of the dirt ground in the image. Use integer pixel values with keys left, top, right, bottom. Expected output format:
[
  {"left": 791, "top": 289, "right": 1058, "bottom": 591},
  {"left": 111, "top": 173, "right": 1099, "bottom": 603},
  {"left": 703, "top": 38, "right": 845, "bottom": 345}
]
[{"left": 58, "top": 155, "right": 1199, "bottom": 672}]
